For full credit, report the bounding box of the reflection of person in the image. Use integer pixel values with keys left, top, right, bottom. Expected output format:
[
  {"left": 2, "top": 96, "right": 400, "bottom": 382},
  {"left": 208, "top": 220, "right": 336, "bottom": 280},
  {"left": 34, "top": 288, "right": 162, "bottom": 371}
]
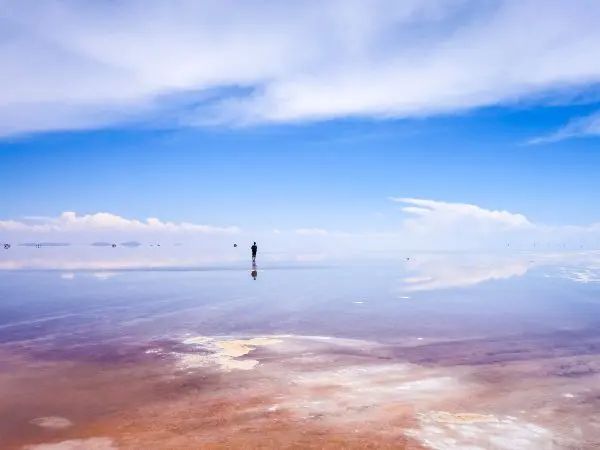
[
  {"left": 251, "top": 242, "right": 258, "bottom": 262},
  {"left": 251, "top": 261, "right": 258, "bottom": 280}
]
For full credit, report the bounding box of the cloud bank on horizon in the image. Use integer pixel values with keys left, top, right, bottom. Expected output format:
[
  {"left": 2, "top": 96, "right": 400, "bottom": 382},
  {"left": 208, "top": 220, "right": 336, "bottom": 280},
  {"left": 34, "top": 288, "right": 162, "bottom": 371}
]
[
  {"left": 0, "top": 212, "right": 240, "bottom": 234},
  {"left": 2, "top": 0, "right": 600, "bottom": 139},
  {"left": 2, "top": 198, "right": 599, "bottom": 251}
]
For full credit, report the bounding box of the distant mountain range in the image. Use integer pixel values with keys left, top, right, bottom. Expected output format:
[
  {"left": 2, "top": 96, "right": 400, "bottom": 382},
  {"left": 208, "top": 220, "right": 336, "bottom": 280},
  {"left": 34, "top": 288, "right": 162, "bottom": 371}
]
[
  {"left": 6, "top": 241, "right": 150, "bottom": 248},
  {"left": 121, "top": 241, "right": 142, "bottom": 247},
  {"left": 91, "top": 241, "right": 142, "bottom": 247},
  {"left": 18, "top": 242, "right": 71, "bottom": 247}
]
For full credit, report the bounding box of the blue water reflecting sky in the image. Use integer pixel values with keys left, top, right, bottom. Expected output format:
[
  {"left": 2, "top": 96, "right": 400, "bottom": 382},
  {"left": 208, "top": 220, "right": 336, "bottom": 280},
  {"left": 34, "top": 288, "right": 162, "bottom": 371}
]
[{"left": 2, "top": 249, "right": 600, "bottom": 351}]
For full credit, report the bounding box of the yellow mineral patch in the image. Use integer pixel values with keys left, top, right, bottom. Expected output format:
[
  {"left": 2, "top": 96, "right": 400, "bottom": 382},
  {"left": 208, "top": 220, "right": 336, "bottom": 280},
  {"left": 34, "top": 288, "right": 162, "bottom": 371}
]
[
  {"left": 431, "top": 411, "right": 498, "bottom": 424},
  {"left": 215, "top": 338, "right": 282, "bottom": 358},
  {"left": 181, "top": 336, "right": 282, "bottom": 371}
]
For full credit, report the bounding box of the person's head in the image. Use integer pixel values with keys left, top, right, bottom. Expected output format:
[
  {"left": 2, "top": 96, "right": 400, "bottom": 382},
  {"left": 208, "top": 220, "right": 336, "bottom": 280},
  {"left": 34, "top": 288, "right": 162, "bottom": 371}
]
[{"left": 253, "top": 242, "right": 256, "bottom": 245}]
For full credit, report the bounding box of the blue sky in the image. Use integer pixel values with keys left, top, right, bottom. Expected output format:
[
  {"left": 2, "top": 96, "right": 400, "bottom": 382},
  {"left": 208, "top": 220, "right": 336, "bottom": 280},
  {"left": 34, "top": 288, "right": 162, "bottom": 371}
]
[{"left": 2, "top": 0, "right": 600, "bottom": 251}]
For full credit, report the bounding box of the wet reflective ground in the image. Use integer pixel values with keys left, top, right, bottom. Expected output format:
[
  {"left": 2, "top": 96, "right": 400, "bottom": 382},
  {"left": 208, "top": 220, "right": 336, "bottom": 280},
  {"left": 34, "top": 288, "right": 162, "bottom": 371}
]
[{"left": 1, "top": 249, "right": 600, "bottom": 449}]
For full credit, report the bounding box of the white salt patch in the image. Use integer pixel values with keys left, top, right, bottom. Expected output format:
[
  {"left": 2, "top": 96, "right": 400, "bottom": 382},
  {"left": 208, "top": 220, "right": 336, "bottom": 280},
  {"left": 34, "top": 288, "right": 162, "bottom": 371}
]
[
  {"left": 92, "top": 272, "right": 118, "bottom": 280},
  {"left": 279, "top": 364, "right": 463, "bottom": 424},
  {"left": 407, "top": 412, "right": 554, "bottom": 450},
  {"left": 353, "top": 301, "right": 364, "bottom": 304},
  {"left": 221, "top": 358, "right": 259, "bottom": 371},
  {"left": 30, "top": 417, "right": 72, "bottom": 429},
  {"left": 558, "top": 267, "right": 600, "bottom": 284},
  {"left": 176, "top": 352, "right": 215, "bottom": 370},
  {"left": 398, "top": 296, "right": 411, "bottom": 299},
  {"left": 60, "top": 273, "right": 75, "bottom": 280},
  {"left": 563, "top": 393, "right": 575, "bottom": 398},
  {"left": 395, "top": 377, "right": 456, "bottom": 392},
  {"left": 25, "top": 437, "right": 116, "bottom": 450},
  {"left": 144, "top": 348, "right": 164, "bottom": 355}
]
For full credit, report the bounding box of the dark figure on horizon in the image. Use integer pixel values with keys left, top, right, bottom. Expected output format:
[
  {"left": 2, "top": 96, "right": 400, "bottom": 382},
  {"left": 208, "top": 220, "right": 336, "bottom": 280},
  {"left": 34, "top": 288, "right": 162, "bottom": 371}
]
[{"left": 251, "top": 242, "right": 258, "bottom": 262}]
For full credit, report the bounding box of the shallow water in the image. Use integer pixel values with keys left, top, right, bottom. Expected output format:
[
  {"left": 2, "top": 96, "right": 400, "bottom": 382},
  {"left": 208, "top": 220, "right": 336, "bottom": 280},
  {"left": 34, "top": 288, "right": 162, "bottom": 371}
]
[{"left": 1, "top": 248, "right": 600, "bottom": 448}]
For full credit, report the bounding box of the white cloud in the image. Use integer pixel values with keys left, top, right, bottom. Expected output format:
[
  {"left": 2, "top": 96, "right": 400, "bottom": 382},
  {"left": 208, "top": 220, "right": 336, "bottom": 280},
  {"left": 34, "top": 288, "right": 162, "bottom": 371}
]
[
  {"left": 396, "top": 198, "right": 600, "bottom": 250},
  {"left": 391, "top": 197, "right": 533, "bottom": 229},
  {"left": 3, "top": 0, "right": 600, "bottom": 136},
  {"left": 2, "top": 198, "right": 600, "bottom": 253},
  {"left": 0, "top": 212, "right": 240, "bottom": 234},
  {"left": 527, "top": 110, "right": 600, "bottom": 144},
  {"left": 294, "top": 228, "right": 357, "bottom": 239},
  {"left": 295, "top": 228, "right": 330, "bottom": 236},
  {"left": 286, "top": 198, "right": 600, "bottom": 251}
]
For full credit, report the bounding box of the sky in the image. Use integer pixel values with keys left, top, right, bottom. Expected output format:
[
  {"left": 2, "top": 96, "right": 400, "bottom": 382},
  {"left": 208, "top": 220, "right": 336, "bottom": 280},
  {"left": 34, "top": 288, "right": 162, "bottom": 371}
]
[{"left": 2, "top": 0, "right": 600, "bottom": 253}]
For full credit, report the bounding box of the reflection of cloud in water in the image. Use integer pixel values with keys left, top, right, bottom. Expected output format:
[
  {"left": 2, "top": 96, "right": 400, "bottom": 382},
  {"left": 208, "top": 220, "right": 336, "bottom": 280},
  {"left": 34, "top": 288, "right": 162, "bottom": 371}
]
[
  {"left": 267, "top": 252, "right": 329, "bottom": 262},
  {"left": 399, "top": 251, "right": 600, "bottom": 292},
  {"left": 401, "top": 254, "right": 531, "bottom": 292},
  {"left": 0, "top": 249, "right": 244, "bottom": 271},
  {"left": 60, "top": 271, "right": 119, "bottom": 280},
  {"left": 294, "top": 252, "right": 329, "bottom": 262},
  {"left": 92, "top": 272, "right": 118, "bottom": 280},
  {"left": 0, "top": 248, "right": 329, "bottom": 271}
]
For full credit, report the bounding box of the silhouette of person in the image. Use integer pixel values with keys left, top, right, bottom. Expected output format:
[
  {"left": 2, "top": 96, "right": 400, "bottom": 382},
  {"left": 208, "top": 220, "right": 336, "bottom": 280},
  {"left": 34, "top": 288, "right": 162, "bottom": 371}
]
[
  {"left": 251, "top": 242, "right": 257, "bottom": 262},
  {"left": 251, "top": 261, "right": 258, "bottom": 280}
]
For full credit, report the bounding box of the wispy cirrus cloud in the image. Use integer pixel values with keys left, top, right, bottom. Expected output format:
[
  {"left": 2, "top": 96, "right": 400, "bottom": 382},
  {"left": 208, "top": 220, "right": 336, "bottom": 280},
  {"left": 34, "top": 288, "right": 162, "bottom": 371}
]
[
  {"left": 527, "top": 110, "right": 600, "bottom": 144},
  {"left": 3, "top": 1, "right": 600, "bottom": 137}
]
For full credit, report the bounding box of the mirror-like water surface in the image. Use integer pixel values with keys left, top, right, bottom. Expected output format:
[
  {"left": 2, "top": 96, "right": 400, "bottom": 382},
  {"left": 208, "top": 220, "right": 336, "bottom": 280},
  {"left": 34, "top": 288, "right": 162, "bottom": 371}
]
[{"left": 1, "top": 249, "right": 600, "bottom": 449}]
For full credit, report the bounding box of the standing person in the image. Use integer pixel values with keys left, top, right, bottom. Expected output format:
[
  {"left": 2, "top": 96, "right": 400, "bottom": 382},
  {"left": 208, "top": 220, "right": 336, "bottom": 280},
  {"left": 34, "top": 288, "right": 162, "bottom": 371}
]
[{"left": 251, "top": 242, "right": 257, "bottom": 262}]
